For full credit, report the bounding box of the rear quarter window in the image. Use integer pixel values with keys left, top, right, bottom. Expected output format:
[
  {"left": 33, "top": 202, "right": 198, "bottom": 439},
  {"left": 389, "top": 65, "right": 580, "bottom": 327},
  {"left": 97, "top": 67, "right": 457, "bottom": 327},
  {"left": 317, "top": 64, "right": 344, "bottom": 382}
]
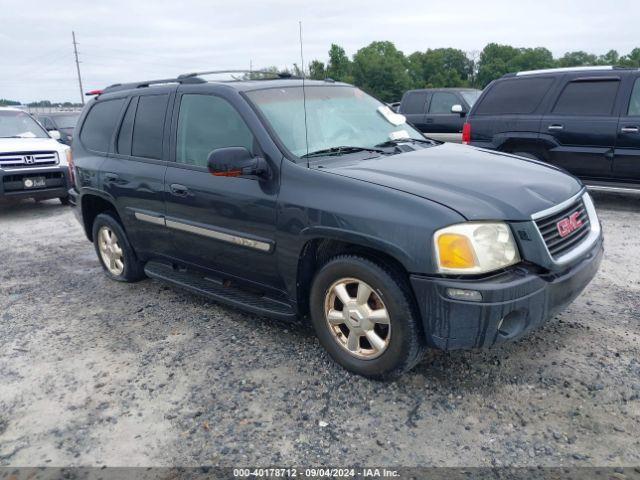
[
  {"left": 552, "top": 79, "right": 620, "bottom": 116},
  {"left": 474, "top": 77, "right": 554, "bottom": 115},
  {"left": 80, "top": 98, "right": 126, "bottom": 152}
]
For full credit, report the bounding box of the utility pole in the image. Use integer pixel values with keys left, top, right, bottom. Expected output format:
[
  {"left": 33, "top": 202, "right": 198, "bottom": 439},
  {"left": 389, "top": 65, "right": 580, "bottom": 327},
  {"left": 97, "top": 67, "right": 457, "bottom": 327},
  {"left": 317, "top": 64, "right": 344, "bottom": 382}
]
[{"left": 72, "top": 31, "right": 84, "bottom": 106}]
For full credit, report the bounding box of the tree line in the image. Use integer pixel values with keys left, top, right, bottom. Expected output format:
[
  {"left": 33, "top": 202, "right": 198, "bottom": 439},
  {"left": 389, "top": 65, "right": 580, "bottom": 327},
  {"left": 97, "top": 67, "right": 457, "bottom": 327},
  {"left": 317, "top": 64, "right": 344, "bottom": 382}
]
[{"left": 306, "top": 42, "right": 640, "bottom": 102}]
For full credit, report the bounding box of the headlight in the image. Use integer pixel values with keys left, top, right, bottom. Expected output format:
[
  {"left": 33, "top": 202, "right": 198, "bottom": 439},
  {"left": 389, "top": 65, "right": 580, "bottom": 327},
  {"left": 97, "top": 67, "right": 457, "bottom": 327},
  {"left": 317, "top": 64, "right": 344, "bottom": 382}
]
[
  {"left": 59, "top": 148, "right": 71, "bottom": 166},
  {"left": 434, "top": 222, "right": 520, "bottom": 274}
]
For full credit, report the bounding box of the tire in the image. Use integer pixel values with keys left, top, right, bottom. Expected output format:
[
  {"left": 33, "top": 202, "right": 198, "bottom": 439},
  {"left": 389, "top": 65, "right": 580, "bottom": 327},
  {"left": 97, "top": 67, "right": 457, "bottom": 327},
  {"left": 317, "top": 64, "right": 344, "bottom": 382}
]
[
  {"left": 92, "top": 212, "right": 146, "bottom": 282},
  {"left": 59, "top": 196, "right": 70, "bottom": 206},
  {"left": 309, "top": 255, "right": 425, "bottom": 380}
]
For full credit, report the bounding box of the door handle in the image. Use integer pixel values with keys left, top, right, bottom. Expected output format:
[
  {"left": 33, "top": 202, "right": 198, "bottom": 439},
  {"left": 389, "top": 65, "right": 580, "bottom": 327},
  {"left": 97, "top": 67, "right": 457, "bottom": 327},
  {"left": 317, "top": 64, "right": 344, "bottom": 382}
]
[
  {"left": 170, "top": 183, "right": 190, "bottom": 197},
  {"left": 104, "top": 173, "right": 119, "bottom": 182},
  {"left": 621, "top": 126, "right": 639, "bottom": 134},
  {"left": 548, "top": 124, "right": 564, "bottom": 131}
]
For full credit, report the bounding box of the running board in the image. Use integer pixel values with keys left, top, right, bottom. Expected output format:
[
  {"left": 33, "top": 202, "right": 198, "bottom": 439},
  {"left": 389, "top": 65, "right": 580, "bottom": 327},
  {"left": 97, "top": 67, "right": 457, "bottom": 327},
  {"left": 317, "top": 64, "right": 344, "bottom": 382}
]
[{"left": 144, "top": 260, "right": 297, "bottom": 321}]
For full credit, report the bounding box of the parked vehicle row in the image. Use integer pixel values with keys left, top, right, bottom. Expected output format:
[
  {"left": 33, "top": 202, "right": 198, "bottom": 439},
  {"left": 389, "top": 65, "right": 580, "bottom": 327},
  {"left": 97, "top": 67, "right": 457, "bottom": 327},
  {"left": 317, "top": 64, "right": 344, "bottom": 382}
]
[
  {"left": 68, "top": 71, "right": 602, "bottom": 378},
  {"left": 464, "top": 66, "right": 640, "bottom": 193}
]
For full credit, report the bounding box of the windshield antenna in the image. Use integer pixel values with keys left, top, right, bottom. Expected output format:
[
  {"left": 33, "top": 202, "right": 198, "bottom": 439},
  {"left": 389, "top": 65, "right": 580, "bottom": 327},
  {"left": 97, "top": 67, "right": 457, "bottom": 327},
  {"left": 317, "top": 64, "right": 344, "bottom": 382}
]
[{"left": 299, "top": 20, "right": 310, "bottom": 166}]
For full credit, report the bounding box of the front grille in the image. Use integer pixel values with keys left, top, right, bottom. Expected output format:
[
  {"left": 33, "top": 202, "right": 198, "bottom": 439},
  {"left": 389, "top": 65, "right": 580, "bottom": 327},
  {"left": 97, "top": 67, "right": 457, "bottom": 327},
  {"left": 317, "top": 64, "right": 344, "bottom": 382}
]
[
  {"left": 0, "top": 151, "right": 59, "bottom": 169},
  {"left": 535, "top": 197, "right": 591, "bottom": 259}
]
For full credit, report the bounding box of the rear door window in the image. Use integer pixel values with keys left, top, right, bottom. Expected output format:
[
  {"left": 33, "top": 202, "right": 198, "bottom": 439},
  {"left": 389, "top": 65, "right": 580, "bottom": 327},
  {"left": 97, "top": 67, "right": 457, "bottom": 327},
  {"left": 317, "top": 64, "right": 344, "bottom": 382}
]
[
  {"left": 80, "top": 98, "right": 126, "bottom": 152},
  {"left": 627, "top": 78, "right": 640, "bottom": 116},
  {"left": 131, "top": 94, "right": 169, "bottom": 159},
  {"left": 475, "top": 77, "right": 554, "bottom": 115},
  {"left": 176, "top": 94, "right": 255, "bottom": 167},
  {"left": 552, "top": 79, "right": 620, "bottom": 116},
  {"left": 402, "top": 92, "right": 428, "bottom": 114},
  {"left": 429, "top": 92, "right": 459, "bottom": 114}
]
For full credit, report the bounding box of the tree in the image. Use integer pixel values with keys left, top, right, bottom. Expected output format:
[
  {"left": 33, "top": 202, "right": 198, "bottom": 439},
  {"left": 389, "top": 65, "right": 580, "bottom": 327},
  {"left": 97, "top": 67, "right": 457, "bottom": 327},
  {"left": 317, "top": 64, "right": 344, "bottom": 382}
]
[
  {"left": 620, "top": 48, "right": 640, "bottom": 67},
  {"left": 598, "top": 49, "right": 620, "bottom": 65},
  {"left": 325, "top": 44, "right": 353, "bottom": 82},
  {"left": 476, "top": 43, "right": 554, "bottom": 87},
  {"left": 408, "top": 48, "right": 472, "bottom": 88},
  {"left": 308, "top": 60, "right": 326, "bottom": 80},
  {"left": 558, "top": 51, "right": 598, "bottom": 67},
  {"left": 351, "top": 41, "right": 412, "bottom": 102},
  {"left": 0, "top": 98, "right": 20, "bottom": 106}
]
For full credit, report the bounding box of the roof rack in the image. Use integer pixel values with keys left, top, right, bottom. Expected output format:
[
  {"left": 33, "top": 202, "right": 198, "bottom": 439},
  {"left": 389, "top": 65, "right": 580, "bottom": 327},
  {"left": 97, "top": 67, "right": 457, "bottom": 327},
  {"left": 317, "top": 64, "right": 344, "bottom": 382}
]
[
  {"left": 510, "top": 66, "right": 627, "bottom": 77},
  {"left": 86, "top": 70, "right": 298, "bottom": 97},
  {"left": 177, "top": 69, "right": 295, "bottom": 81}
]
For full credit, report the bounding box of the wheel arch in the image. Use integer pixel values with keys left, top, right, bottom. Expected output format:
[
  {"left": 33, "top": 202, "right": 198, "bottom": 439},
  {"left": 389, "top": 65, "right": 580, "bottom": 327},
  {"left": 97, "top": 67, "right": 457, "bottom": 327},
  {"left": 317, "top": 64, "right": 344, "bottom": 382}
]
[
  {"left": 294, "top": 236, "right": 417, "bottom": 321},
  {"left": 80, "top": 192, "right": 120, "bottom": 242}
]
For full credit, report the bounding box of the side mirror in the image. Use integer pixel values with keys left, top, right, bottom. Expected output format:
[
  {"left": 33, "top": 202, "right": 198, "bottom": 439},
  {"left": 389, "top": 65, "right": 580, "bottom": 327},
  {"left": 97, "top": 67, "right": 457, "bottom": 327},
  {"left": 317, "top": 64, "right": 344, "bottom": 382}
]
[
  {"left": 49, "top": 130, "right": 61, "bottom": 140},
  {"left": 207, "top": 147, "right": 269, "bottom": 178},
  {"left": 451, "top": 104, "right": 466, "bottom": 116}
]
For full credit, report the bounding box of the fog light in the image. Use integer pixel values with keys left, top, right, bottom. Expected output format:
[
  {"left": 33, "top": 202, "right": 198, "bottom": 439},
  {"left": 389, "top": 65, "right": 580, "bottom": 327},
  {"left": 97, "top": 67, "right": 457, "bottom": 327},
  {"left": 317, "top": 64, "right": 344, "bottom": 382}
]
[{"left": 445, "top": 288, "right": 483, "bottom": 302}]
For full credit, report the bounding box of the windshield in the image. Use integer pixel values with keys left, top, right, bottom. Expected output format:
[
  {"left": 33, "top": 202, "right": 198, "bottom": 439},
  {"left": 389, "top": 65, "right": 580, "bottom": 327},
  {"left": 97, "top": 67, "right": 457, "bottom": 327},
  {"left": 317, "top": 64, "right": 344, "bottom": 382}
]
[
  {"left": 0, "top": 110, "right": 49, "bottom": 138},
  {"left": 246, "top": 86, "right": 425, "bottom": 159},
  {"left": 52, "top": 114, "right": 80, "bottom": 129},
  {"left": 460, "top": 90, "right": 482, "bottom": 106}
]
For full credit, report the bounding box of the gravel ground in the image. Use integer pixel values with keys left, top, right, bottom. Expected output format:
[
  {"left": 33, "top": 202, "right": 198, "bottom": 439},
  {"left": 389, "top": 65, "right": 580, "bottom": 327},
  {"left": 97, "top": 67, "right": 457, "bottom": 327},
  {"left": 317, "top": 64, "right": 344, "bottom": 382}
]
[{"left": 0, "top": 192, "right": 639, "bottom": 468}]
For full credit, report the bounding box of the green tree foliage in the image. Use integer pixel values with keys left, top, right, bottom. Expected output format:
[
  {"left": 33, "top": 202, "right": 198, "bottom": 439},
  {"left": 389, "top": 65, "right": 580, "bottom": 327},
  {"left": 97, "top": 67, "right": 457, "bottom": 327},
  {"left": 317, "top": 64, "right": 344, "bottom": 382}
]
[
  {"left": 557, "top": 51, "right": 598, "bottom": 67},
  {"left": 308, "top": 60, "right": 326, "bottom": 80},
  {"left": 408, "top": 48, "right": 472, "bottom": 88},
  {"left": 325, "top": 44, "right": 353, "bottom": 82},
  {"left": 476, "top": 43, "right": 554, "bottom": 87},
  {"left": 0, "top": 99, "right": 21, "bottom": 106},
  {"left": 308, "top": 42, "right": 640, "bottom": 101},
  {"left": 351, "top": 41, "right": 412, "bottom": 102}
]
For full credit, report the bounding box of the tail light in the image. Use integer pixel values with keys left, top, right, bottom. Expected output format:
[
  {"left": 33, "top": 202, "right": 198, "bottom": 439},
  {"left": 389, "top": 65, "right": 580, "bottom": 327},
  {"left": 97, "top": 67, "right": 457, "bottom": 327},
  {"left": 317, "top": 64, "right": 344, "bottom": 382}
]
[
  {"left": 462, "top": 122, "right": 471, "bottom": 144},
  {"left": 66, "top": 149, "right": 76, "bottom": 187}
]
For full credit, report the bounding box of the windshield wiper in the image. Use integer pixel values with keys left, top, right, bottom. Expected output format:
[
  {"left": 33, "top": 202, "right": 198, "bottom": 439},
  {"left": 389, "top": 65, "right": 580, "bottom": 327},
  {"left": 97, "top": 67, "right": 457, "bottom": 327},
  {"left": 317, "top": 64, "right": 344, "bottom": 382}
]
[
  {"left": 375, "top": 137, "right": 437, "bottom": 148},
  {"left": 301, "top": 145, "right": 385, "bottom": 159}
]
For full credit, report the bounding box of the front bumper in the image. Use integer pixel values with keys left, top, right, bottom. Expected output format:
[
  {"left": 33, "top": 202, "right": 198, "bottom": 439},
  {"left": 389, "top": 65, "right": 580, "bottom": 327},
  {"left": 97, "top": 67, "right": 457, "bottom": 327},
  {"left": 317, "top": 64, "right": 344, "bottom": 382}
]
[
  {"left": 410, "top": 236, "right": 603, "bottom": 350},
  {"left": 0, "top": 166, "right": 70, "bottom": 201}
]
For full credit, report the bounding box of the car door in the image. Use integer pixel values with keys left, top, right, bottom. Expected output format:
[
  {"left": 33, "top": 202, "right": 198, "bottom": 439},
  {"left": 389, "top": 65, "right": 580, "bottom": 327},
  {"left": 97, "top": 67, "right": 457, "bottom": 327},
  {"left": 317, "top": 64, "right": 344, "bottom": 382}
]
[
  {"left": 101, "top": 90, "right": 175, "bottom": 257},
  {"left": 424, "top": 91, "right": 465, "bottom": 133},
  {"left": 541, "top": 76, "right": 621, "bottom": 179},
  {"left": 164, "top": 89, "right": 282, "bottom": 290},
  {"left": 399, "top": 91, "right": 429, "bottom": 131},
  {"left": 613, "top": 75, "right": 640, "bottom": 181}
]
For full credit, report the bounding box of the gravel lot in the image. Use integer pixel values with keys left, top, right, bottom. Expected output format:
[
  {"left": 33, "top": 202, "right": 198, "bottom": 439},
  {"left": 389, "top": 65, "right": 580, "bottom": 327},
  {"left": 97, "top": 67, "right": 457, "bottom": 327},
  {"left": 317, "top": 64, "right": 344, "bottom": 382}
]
[{"left": 0, "top": 192, "right": 639, "bottom": 468}]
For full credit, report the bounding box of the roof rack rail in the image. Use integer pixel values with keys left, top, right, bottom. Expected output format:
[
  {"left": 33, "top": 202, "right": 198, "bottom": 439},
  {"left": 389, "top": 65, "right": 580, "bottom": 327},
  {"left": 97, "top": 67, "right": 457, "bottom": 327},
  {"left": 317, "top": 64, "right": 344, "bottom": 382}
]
[
  {"left": 86, "top": 70, "right": 299, "bottom": 97},
  {"left": 511, "top": 66, "right": 628, "bottom": 77},
  {"left": 177, "top": 69, "right": 296, "bottom": 81}
]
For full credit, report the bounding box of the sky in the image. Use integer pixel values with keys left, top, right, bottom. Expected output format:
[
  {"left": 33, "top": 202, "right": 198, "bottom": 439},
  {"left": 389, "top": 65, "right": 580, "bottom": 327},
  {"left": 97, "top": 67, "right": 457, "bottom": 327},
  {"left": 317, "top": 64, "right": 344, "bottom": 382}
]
[{"left": 1, "top": 0, "right": 638, "bottom": 103}]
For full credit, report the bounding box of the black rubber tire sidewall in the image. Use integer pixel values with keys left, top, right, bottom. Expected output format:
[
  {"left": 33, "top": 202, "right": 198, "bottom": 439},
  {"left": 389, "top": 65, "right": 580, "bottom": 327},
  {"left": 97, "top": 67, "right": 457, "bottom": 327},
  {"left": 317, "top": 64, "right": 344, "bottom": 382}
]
[
  {"left": 92, "top": 212, "right": 145, "bottom": 282},
  {"left": 309, "top": 255, "right": 424, "bottom": 380}
]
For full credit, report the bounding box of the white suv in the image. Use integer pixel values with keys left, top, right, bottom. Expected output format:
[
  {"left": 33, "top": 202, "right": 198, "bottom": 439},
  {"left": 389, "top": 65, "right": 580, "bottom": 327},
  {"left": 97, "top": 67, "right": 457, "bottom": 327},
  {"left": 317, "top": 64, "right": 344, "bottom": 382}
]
[{"left": 0, "top": 107, "right": 71, "bottom": 204}]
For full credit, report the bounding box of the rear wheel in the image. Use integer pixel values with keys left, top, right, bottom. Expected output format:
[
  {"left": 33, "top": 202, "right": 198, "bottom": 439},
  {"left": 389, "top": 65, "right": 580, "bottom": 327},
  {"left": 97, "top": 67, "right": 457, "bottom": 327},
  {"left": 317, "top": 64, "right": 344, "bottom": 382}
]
[
  {"left": 309, "top": 255, "right": 425, "bottom": 379},
  {"left": 92, "top": 213, "right": 145, "bottom": 282}
]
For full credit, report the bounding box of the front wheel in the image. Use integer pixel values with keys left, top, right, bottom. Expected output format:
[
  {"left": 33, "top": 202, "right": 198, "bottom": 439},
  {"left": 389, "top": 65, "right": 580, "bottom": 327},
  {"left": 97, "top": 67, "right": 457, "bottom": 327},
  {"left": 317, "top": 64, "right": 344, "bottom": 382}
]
[
  {"left": 309, "top": 255, "right": 425, "bottom": 379},
  {"left": 92, "top": 213, "right": 146, "bottom": 282}
]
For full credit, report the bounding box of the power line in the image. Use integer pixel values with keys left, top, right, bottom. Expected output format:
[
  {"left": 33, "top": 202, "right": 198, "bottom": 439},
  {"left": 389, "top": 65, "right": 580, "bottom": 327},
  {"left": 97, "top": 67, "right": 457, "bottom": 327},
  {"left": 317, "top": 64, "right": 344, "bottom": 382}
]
[{"left": 72, "top": 31, "right": 85, "bottom": 106}]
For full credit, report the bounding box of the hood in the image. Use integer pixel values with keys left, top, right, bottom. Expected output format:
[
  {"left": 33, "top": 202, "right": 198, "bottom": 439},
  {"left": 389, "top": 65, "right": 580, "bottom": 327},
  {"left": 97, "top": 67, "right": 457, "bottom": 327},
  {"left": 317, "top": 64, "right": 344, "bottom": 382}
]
[
  {"left": 318, "top": 142, "right": 583, "bottom": 221},
  {"left": 0, "top": 137, "right": 68, "bottom": 154}
]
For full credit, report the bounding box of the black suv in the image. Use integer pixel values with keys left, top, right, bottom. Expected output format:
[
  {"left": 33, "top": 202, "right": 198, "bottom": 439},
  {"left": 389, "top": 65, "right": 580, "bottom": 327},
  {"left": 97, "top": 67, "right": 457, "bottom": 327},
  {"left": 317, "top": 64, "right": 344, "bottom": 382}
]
[
  {"left": 69, "top": 71, "right": 603, "bottom": 378},
  {"left": 398, "top": 88, "right": 481, "bottom": 134},
  {"left": 464, "top": 66, "right": 640, "bottom": 193}
]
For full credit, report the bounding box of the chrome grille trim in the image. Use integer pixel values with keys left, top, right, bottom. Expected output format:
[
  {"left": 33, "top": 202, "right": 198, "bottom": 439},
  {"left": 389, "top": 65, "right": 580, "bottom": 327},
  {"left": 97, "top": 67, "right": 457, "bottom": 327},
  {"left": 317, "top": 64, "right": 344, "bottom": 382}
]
[
  {"left": 0, "top": 151, "right": 59, "bottom": 169},
  {"left": 531, "top": 189, "right": 601, "bottom": 266}
]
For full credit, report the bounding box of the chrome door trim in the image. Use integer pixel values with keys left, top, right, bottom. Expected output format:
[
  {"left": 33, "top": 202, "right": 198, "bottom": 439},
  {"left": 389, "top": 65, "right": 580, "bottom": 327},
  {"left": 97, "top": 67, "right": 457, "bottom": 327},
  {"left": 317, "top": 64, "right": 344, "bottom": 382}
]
[
  {"left": 134, "top": 211, "right": 166, "bottom": 226},
  {"left": 165, "top": 218, "right": 273, "bottom": 253}
]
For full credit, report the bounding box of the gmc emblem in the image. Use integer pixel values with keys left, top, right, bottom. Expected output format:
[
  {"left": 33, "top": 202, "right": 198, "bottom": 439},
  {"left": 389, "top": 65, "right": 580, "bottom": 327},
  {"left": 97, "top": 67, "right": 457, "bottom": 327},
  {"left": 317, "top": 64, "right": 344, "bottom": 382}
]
[{"left": 557, "top": 212, "right": 584, "bottom": 238}]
